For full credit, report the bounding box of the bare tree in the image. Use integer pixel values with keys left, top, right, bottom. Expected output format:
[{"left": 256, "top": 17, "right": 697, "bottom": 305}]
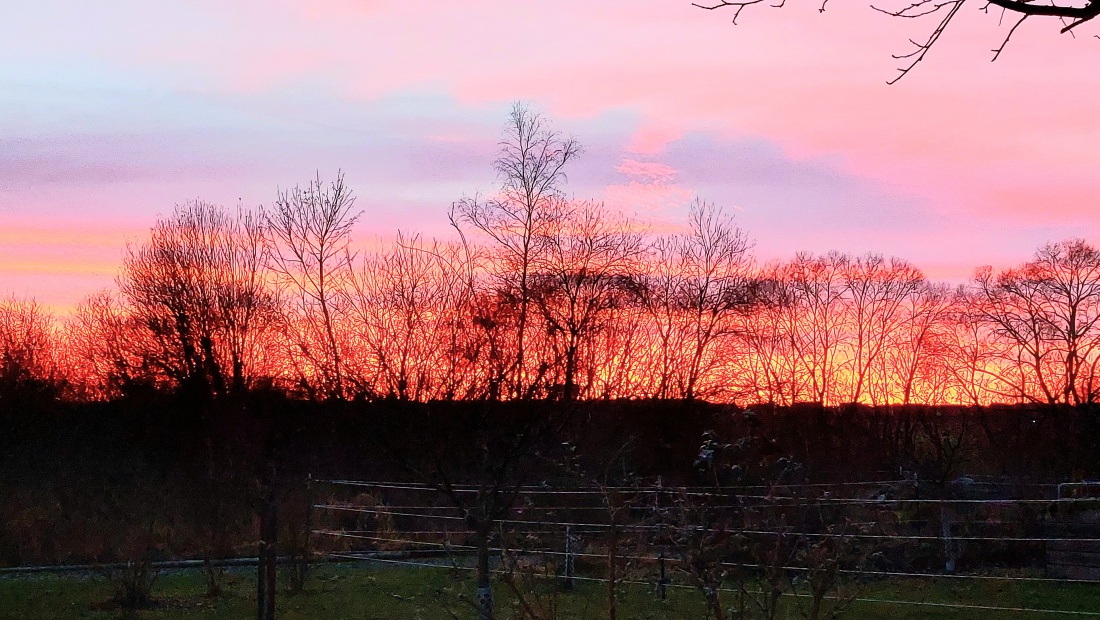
[
  {"left": 785, "top": 252, "right": 850, "bottom": 405},
  {"left": 378, "top": 405, "right": 567, "bottom": 620},
  {"left": 119, "top": 201, "right": 277, "bottom": 398},
  {"left": 841, "top": 254, "right": 924, "bottom": 404},
  {"left": 66, "top": 290, "right": 144, "bottom": 398},
  {"left": 637, "top": 234, "right": 692, "bottom": 399},
  {"left": 640, "top": 199, "right": 754, "bottom": 400},
  {"left": 532, "top": 201, "right": 644, "bottom": 400},
  {"left": 940, "top": 288, "right": 1002, "bottom": 405},
  {"left": 349, "top": 233, "right": 480, "bottom": 401},
  {"left": 452, "top": 102, "right": 582, "bottom": 400},
  {"left": 679, "top": 200, "right": 755, "bottom": 400},
  {"left": 582, "top": 303, "right": 651, "bottom": 399},
  {"left": 738, "top": 267, "right": 808, "bottom": 405},
  {"left": 972, "top": 239, "right": 1100, "bottom": 405},
  {"left": 218, "top": 207, "right": 278, "bottom": 394},
  {"left": 884, "top": 282, "right": 953, "bottom": 405},
  {"left": 0, "top": 296, "right": 58, "bottom": 399},
  {"left": 267, "top": 171, "right": 360, "bottom": 400}
]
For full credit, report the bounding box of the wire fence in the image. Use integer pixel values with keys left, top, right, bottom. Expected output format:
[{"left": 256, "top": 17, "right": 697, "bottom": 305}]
[{"left": 310, "top": 478, "right": 1100, "bottom": 617}]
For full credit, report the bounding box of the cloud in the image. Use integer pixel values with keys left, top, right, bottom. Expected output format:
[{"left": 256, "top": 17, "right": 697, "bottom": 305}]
[
  {"left": 615, "top": 158, "right": 678, "bottom": 182},
  {"left": 603, "top": 181, "right": 694, "bottom": 218},
  {"left": 626, "top": 124, "right": 684, "bottom": 156},
  {"left": 3, "top": 0, "right": 1100, "bottom": 309},
  {"left": 656, "top": 133, "right": 935, "bottom": 235},
  {"left": 0, "top": 134, "right": 243, "bottom": 187}
]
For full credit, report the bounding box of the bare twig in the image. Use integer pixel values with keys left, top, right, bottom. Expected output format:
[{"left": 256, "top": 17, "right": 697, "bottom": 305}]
[
  {"left": 992, "top": 13, "right": 1029, "bottom": 60},
  {"left": 693, "top": 0, "right": 769, "bottom": 24},
  {"left": 884, "top": 0, "right": 966, "bottom": 84}
]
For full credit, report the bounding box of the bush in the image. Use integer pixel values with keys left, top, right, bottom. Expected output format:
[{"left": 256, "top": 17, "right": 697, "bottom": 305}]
[{"left": 103, "top": 556, "right": 160, "bottom": 610}]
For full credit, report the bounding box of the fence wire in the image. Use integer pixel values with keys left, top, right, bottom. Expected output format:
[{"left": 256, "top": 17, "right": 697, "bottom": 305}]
[{"left": 313, "top": 478, "right": 1100, "bottom": 616}]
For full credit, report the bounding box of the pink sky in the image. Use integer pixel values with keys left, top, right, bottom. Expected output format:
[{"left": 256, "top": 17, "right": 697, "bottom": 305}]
[{"left": 2, "top": 1, "right": 1098, "bottom": 312}]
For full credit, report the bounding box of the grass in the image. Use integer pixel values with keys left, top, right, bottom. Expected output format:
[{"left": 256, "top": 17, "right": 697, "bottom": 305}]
[{"left": 0, "top": 563, "right": 1098, "bottom": 619}]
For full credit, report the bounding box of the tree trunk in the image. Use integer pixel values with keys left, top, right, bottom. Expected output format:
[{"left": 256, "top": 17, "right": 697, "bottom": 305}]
[
  {"left": 476, "top": 526, "right": 493, "bottom": 620},
  {"left": 607, "top": 523, "right": 618, "bottom": 620}
]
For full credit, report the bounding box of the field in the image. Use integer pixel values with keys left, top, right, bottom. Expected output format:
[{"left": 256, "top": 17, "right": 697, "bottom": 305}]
[{"left": 2, "top": 562, "right": 1098, "bottom": 620}]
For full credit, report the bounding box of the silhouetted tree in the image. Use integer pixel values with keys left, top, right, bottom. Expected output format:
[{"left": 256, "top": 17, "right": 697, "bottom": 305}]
[
  {"left": 119, "top": 202, "right": 277, "bottom": 398},
  {"left": 973, "top": 239, "right": 1100, "bottom": 405},
  {"left": 841, "top": 254, "right": 924, "bottom": 404},
  {"left": 640, "top": 199, "right": 754, "bottom": 400},
  {"left": 739, "top": 267, "right": 807, "bottom": 405},
  {"left": 941, "top": 288, "right": 1000, "bottom": 405},
  {"left": 66, "top": 290, "right": 142, "bottom": 398},
  {"left": 0, "top": 296, "right": 60, "bottom": 415},
  {"left": 785, "top": 252, "right": 849, "bottom": 405},
  {"left": 532, "top": 201, "right": 644, "bottom": 400},
  {"left": 268, "top": 171, "right": 360, "bottom": 400},
  {"left": 349, "top": 233, "right": 480, "bottom": 400},
  {"left": 378, "top": 402, "right": 568, "bottom": 620},
  {"left": 452, "top": 102, "right": 582, "bottom": 400},
  {"left": 886, "top": 282, "right": 953, "bottom": 405}
]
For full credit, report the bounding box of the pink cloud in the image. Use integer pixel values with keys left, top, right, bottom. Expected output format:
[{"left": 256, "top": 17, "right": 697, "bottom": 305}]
[
  {"left": 6, "top": 0, "right": 1100, "bottom": 309},
  {"left": 626, "top": 124, "right": 684, "bottom": 155},
  {"left": 22, "top": 1, "right": 1096, "bottom": 220},
  {"left": 615, "top": 158, "right": 678, "bottom": 182},
  {"left": 603, "top": 181, "right": 694, "bottom": 218}
]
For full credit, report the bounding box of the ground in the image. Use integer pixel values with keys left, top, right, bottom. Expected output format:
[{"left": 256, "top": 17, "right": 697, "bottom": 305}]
[{"left": 1, "top": 562, "right": 1099, "bottom": 619}]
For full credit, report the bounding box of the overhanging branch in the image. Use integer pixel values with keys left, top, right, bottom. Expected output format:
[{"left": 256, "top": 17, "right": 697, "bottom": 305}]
[
  {"left": 697, "top": 0, "right": 1100, "bottom": 81},
  {"left": 983, "top": 0, "right": 1100, "bottom": 21}
]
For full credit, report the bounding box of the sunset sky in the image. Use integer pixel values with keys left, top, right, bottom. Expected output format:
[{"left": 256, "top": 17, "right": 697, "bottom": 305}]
[{"left": 3, "top": 1, "right": 1098, "bottom": 313}]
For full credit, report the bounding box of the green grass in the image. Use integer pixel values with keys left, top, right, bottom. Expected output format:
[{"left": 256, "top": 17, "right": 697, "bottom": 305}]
[{"left": 0, "top": 564, "right": 1097, "bottom": 619}]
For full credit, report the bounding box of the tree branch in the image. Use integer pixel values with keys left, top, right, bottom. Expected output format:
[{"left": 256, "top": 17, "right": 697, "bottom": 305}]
[
  {"left": 992, "top": 13, "right": 1029, "bottom": 59},
  {"left": 698, "top": 0, "right": 1100, "bottom": 82}
]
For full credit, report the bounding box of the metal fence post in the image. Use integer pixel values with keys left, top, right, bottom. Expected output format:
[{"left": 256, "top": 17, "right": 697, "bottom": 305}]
[
  {"left": 258, "top": 478, "right": 278, "bottom": 620},
  {"left": 564, "top": 524, "right": 576, "bottom": 590},
  {"left": 657, "top": 552, "right": 668, "bottom": 600}
]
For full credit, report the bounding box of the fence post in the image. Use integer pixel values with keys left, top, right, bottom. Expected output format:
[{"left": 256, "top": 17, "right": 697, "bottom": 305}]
[
  {"left": 257, "top": 472, "right": 278, "bottom": 620},
  {"left": 940, "top": 502, "right": 957, "bottom": 573},
  {"left": 654, "top": 479, "right": 668, "bottom": 601},
  {"left": 298, "top": 473, "right": 313, "bottom": 589},
  {"left": 256, "top": 544, "right": 265, "bottom": 620},
  {"left": 563, "top": 524, "right": 576, "bottom": 590},
  {"left": 657, "top": 552, "right": 668, "bottom": 600}
]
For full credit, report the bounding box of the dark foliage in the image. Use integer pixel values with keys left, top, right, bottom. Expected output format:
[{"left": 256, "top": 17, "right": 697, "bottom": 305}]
[{"left": 1, "top": 395, "right": 1098, "bottom": 569}]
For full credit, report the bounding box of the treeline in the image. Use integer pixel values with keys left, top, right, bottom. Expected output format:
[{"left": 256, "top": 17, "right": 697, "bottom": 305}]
[{"left": 5, "top": 104, "right": 1100, "bottom": 406}]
